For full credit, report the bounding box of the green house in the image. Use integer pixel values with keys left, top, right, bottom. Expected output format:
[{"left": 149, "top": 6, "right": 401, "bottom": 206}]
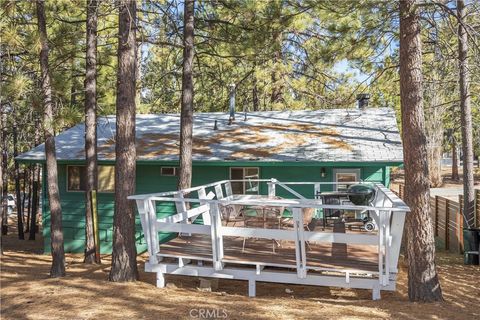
[{"left": 17, "top": 108, "right": 403, "bottom": 254}]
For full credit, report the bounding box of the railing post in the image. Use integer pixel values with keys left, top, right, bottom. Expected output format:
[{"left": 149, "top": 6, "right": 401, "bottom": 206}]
[
  {"left": 214, "top": 184, "right": 224, "bottom": 199},
  {"left": 137, "top": 199, "right": 150, "bottom": 259},
  {"left": 175, "top": 191, "right": 187, "bottom": 214},
  {"left": 445, "top": 199, "right": 450, "bottom": 251},
  {"left": 209, "top": 202, "right": 223, "bottom": 270},
  {"left": 145, "top": 198, "right": 159, "bottom": 264},
  {"left": 198, "top": 187, "right": 211, "bottom": 225},
  {"left": 389, "top": 210, "right": 406, "bottom": 273},
  {"left": 383, "top": 211, "right": 391, "bottom": 286},
  {"left": 377, "top": 210, "right": 384, "bottom": 286},
  {"left": 224, "top": 181, "right": 233, "bottom": 197},
  {"left": 292, "top": 208, "right": 307, "bottom": 279},
  {"left": 268, "top": 181, "right": 276, "bottom": 197},
  {"left": 175, "top": 191, "right": 191, "bottom": 236},
  {"left": 314, "top": 183, "right": 320, "bottom": 198}
]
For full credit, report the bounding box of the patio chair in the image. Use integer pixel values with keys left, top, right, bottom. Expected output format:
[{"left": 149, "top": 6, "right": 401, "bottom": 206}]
[
  {"left": 281, "top": 207, "right": 315, "bottom": 250},
  {"left": 281, "top": 207, "right": 315, "bottom": 230},
  {"left": 320, "top": 196, "right": 343, "bottom": 230},
  {"left": 242, "top": 206, "right": 282, "bottom": 253},
  {"left": 219, "top": 204, "right": 244, "bottom": 227}
]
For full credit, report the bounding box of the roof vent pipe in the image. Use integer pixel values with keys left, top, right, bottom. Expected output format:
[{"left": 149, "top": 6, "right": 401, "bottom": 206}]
[
  {"left": 228, "top": 83, "right": 236, "bottom": 123},
  {"left": 356, "top": 93, "right": 370, "bottom": 109}
]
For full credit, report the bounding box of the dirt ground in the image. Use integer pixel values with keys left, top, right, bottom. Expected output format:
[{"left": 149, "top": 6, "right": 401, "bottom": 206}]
[{"left": 1, "top": 222, "right": 479, "bottom": 320}]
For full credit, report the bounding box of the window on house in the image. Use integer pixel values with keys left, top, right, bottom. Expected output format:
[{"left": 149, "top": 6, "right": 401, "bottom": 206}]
[
  {"left": 161, "top": 167, "right": 178, "bottom": 176},
  {"left": 230, "top": 167, "right": 259, "bottom": 194},
  {"left": 67, "top": 166, "right": 86, "bottom": 191},
  {"left": 67, "top": 165, "right": 115, "bottom": 192},
  {"left": 98, "top": 166, "right": 115, "bottom": 192},
  {"left": 333, "top": 168, "right": 360, "bottom": 191}
]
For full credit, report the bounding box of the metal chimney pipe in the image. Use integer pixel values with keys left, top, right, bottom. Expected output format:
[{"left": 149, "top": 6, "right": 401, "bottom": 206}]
[
  {"left": 229, "top": 83, "right": 236, "bottom": 121},
  {"left": 356, "top": 93, "right": 370, "bottom": 109}
]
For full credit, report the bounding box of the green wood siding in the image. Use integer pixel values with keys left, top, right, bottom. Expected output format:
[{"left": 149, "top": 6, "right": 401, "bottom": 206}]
[{"left": 41, "top": 162, "right": 395, "bottom": 254}]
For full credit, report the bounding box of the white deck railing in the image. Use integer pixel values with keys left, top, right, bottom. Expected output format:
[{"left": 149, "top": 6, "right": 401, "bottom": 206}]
[{"left": 128, "top": 179, "right": 409, "bottom": 300}]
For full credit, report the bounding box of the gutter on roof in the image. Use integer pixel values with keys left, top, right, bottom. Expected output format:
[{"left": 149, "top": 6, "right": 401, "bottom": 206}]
[{"left": 16, "top": 158, "right": 403, "bottom": 167}]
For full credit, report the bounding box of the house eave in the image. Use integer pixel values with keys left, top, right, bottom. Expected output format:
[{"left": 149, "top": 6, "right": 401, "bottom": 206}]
[{"left": 16, "top": 157, "right": 403, "bottom": 167}]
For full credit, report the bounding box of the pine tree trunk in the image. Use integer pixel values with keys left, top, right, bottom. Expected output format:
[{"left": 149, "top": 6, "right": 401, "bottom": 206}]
[
  {"left": 29, "top": 116, "right": 41, "bottom": 240},
  {"left": 0, "top": 159, "right": 2, "bottom": 255},
  {"left": 13, "top": 109, "right": 25, "bottom": 239},
  {"left": 178, "top": 0, "right": 195, "bottom": 191},
  {"left": 399, "top": 0, "right": 443, "bottom": 302},
  {"left": 69, "top": 57, "right": 78, "bottom": 107},
  {"left": 1, "top": 113, "right": 8, "bottom": 235},
  {"left": 252, "top": 67, "right": 259, "bottom": 112},
  {"left": 270, "top": 31, "right": 283, "bottom": 107},
  {"left": 36, "top": 0, "right": 66, "bottom": 278},
  {"left": 1, "top": 112, "right": 8, "bottom": 236},
  {"left": 109, "top": 0, "right": 138, "bottom": 282},
  {"left": 84, "top": 0, "right": 99, "bottom": 264},
  {"left": 0, "top": 112, "right": 5, "bottom": 250},
  {"left": 29, "top": 167, "right": 39, "bottom": 240},
  {"left": 425, "top": 78, "right": 444, "bottom": 187},
  {"left": 25, "top": 166, "right": 32, "bottom": 233},
  {"left": 452, "top": 141, "right": 459, "bottom": 181},
  {"left": 457, "top": 0, "right": 475, "bottom": 227},
  {"left": 428, "top": 144, "right": 443, "bottom": 187}
]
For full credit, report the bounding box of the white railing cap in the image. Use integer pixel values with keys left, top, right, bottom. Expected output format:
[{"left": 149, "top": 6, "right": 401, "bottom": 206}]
[{"left": 129, "top": 179, "right": 410, "bottom": 212}]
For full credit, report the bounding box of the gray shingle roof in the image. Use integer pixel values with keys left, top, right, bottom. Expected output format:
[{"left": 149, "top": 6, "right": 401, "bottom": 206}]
[{"left": 17, "top": 108, "right": 403, "bottom": 163}]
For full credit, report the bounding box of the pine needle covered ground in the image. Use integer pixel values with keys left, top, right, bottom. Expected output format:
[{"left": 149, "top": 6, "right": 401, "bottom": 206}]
[{"left": 1, "top": 217, "right": 478, "bottom": 320}]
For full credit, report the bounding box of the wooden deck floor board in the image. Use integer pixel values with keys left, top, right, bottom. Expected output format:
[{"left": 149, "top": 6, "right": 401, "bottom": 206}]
[{"left": 159, "top": 233, "right": 379, "bottom": 273}]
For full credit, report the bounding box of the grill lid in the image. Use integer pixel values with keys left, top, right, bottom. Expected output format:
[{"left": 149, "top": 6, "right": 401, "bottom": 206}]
[{"left": 347, "top": 184, "right": 376, "bottom": 206}]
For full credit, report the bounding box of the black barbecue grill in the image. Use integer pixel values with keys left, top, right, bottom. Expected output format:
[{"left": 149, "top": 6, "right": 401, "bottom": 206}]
[
  {"left": 317, "top": 184, "right": 377, "bottom": 231},
  {"left": 347, "top": 184, "right": 376, "bottom": 231},
  {"left": 347, "top": 184, "right": 376, "bottom": 206}
]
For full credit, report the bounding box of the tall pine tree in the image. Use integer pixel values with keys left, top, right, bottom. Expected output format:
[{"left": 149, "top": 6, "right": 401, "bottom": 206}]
[
  {"left": 178, "top": 0, "right": 195, "bottom": 191},
  {"left": 109, "top": 0, "right": 138, "bottom": 282},
  {"left": 84, "top": 0, "right": 100, "bottom": 264},
  {"left": 399, "top": 0, "right": 442, "bottom": 302},
  {"left": 36, "top": 0, "right": 66, "bottom": 278}
]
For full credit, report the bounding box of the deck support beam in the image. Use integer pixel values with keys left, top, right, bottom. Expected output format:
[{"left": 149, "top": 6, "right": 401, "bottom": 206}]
[
  {"left": 248, "top": 279, "right": 256, "bottom": 297},
  {"left": 156, "top": 272, "right": 165, "bottom": 288},
  {"left": 372, "top": 285, "right": 381, "bottom": 300},
  {"left": 149, "top": 262, "right": 396, "bottom": 300}
]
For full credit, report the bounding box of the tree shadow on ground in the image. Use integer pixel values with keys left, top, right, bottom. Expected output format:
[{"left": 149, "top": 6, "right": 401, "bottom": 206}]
[{"left": 1, "top": 219, "right": 479, "bottom": 320}]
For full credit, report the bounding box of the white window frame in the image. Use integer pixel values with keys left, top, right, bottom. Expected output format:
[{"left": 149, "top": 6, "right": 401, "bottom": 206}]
[
  {"left": 161, "top": 167, "right": 179, "bottom": 176},
  {"left": 333, "top": 168, "right": 361, "bottom": 191},
  {"left": 66, "top": 165, "right": 115, "bottom": 193},
  {"left": 229, "top": 167, "right": 260, "bottom": 194},
  {"left": 66, "top": 165, "right": 86, "bottom": 193}
]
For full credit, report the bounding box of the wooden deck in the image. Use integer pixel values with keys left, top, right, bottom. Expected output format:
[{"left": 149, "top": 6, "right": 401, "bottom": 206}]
[
  {"left": 159, "top": 232, "right": 379, "bottom": 273},
  {"left": 132, "top": 180, "right": 409, "bottom": 299}
]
